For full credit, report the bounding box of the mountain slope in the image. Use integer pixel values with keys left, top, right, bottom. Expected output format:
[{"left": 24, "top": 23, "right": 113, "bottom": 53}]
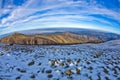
[
  {"left": 0, "top": 32, "right": 102, "bottom": 45},
  {"left": 18, "top": 28, "right": 120, "bottom": 41}
]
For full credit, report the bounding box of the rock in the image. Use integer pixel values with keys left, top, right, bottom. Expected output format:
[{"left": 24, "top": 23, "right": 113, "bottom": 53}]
[
  {"left": 16, "top": 68, "right": 26, "bottom": 73},
  {"left": 38, "top": 62, "right": 41, "bottom": 66},
  {"left": 0, "top": 52, "right": 4, "bottom": 56},
  {"left": 30, "top": 74, "right": 35, "bottom": 79},
  {"left": 105, "top": 77, "right": 109, "bottom": 80},
  {"left": 28, "top": 61, "right": 35, "bottom": 66},
  {"left": 103, "top": 67, "right": 108, "bottom": 74},
  {"left": 88, "top": 66, "right": 93, "bottom": 70},
  {"left": 66, "top": 70, "right": 72, "bottom": 76},
  {"left": 0, "top": 77, "right": 3, "bottom": 80},
  {"left": 51, "top": 61, "right": 55, "bottom": 66},
  {"left": 16, "top": 76, "right": 21, "bottom": 80},
  {"left": 112, "top": 68, "right": 117, "bottom": 75},
  {"left": 76, "top": 68, "right": 80, "bottom": 74},
  {"left": 86, "top": 61, "right": 91, "bottom": 64},
  {"left": 93, "top": 53, "right": 102, "bottom": 58},
  {"left": 65, "top": 64, "right": 69, "bottom": 68},
  {"left": 47, "top": 74, "right": 53, "bottom": 78},
  {"left": 46, "top": 70, "right": 52, "bottom": 74},
  {"left": 77, "top": 59, "right": 81, "bottom": 63},
  {"left": 67, "top": 59, "right": 72, "bottom": 63}
]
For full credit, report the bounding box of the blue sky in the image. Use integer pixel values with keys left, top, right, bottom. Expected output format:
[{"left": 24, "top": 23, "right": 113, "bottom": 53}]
[{"left": 0, "top": 0, "right": 120, "bottom": 35}]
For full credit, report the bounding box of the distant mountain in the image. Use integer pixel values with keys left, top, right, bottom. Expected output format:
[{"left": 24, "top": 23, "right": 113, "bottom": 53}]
[
  {"left": 0, "top": 28, "right": 120, "bottom": 45},
  {"left": 19, "top": 28, "right": 120, "bottom": 41},
  {"left": 0, "top": 32, "right": 102, "bottom": 45},
  {"left": 71, "top": 30, "right": 120, "bottom": 41}
]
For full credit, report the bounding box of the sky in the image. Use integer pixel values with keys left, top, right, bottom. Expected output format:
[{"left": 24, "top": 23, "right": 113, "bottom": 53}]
[{"left": 0, "top": 0, "right": 120, "bottom": 35}]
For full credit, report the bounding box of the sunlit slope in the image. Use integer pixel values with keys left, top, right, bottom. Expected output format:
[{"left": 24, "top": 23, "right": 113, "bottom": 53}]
[{"left": 0, "top": 32, "right": 102, "bottom": 45}]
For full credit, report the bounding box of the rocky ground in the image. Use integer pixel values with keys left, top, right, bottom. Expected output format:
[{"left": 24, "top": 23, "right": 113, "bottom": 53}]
[{"left": 0, "top": 40, "right": 120, "bottom": 80}]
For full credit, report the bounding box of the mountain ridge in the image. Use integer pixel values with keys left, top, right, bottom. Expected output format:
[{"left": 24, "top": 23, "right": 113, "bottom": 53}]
[
  {"left": 0, "top": 32, "right": 102, "bottom": 45},
  {"left": 1, "top": 28, "right": 120, "bottom": 40}
]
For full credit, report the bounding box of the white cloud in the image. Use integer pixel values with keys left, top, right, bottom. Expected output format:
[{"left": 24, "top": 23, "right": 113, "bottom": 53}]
[{"left": 0, "top": 0, "right": 120, "bottom": 34}]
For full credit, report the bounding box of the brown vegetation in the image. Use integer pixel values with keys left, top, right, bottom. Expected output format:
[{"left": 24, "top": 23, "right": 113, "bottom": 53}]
[{"left": 0, "top": 32, "right": 102, "bottom": 45}]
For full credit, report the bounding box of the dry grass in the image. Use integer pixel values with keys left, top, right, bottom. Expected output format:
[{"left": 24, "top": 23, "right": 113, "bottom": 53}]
[{"left": 0, "top": 32, "right": 102, "bottom": 45}]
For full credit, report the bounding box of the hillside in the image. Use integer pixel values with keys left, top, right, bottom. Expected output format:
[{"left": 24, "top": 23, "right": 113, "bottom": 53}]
[
  {"left": 19, "top": 28, "right": 120, "bottom": 41},
  {"left": 0, "top": 32, "right": 102, "bottom": 45},
  {"left": 0, "top": 39, "right": 120, "bottom": 80}
]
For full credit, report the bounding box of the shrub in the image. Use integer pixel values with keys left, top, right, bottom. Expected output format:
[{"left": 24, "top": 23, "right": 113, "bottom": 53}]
[
  {"left": 59, "top": 63, "right": 64, "bottom": 66},
  {"left": 2, "top": 46, "right": 9, "bottom": 50}
]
